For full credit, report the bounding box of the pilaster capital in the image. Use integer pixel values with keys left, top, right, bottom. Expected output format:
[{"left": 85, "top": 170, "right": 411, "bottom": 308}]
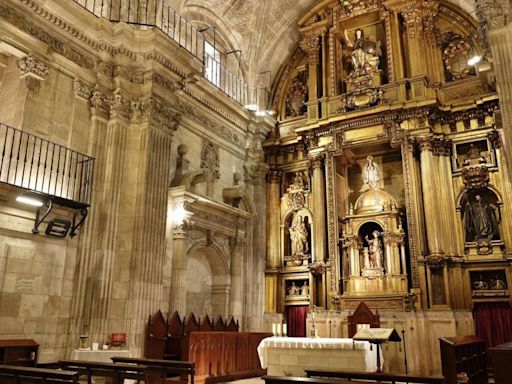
[
  {"left": 17, "top": 55, "right": 49, "bottom": 80},
  {"left": 173, "top": 220, "right": 193, "bottom": 239},
  {"left": 299, "top": 33, "right": 322, "bottom": 65},
  {"left": 266, "top": 169, "right": 282, "bottom": 183},
  {"left": 310, "top": 155, "right": 325, "bottom": 170},
  {"left": 73, "top": 79, "right": 92, "bottom": 100},
  {"left": 487, "top": 129, "right": 502, "bottom": 149},
  {"left": 130, "top": 97, "right": 181, "bottom": 135},
  {"left": 415, "top": 136, "right": 434, "bottom": 152},
  {"left": 475, "top": 0, "right": 511, "bottom": 31},
  {"left": 389, "top": 0, "right": 438, "bottom": 41},
  {"left": 424, "top": 254, "right": 452, "bottom": 270}
]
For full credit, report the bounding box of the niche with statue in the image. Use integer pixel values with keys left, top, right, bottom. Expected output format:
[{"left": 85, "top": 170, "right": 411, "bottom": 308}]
[
  {"left": 459, "top": 188, "right": 503, "bottom": 256},
  {"left": 340, "top": 156, "right": 408, "bottom": 301}
]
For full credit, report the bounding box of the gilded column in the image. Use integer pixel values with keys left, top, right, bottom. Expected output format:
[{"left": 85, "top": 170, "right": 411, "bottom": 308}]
[
  {"left": 265, "top": 170, "right": 281, "bottom": 313},
  {"left": 300, "top": 34, "right": 321, "bottom": 120},
  {"left": 311, "top": 156, "right": 327, "bottom": 262},
  {"left": 417, "top": 136, "right": 443, "bottom": 256}
]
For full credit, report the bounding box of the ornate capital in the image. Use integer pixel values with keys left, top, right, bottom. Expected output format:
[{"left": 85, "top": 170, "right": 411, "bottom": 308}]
[
  {"left": 17, "top": 56, "right": 49, "bottom": 80},
  {"left": 475, "top": 0, "right": 511, "bottom": 31},
  {"left": 396, "top": 0, "right": 439, "bottom": 41},
  {"left": 299, "top": 34, "right": 321, "bottom": 65},
  {"left": 73, "top": 79, "right": 92, "bottom": 100},
  {"left": 487, "top": 129, "right": 502, "bottom": 149},
  {"left": 310, "top": 155, "right": 324, "bottom": 170},
  {"left": 425, "top": 254, "right": 451, "bottom": 270},
  {"left": 433, "top": 138, "right": 452, "bottom": 157},
  {"left": 415, "top": 136, "right": 434, "bottom": 152},
  {"left": 266, "top": 169, "right": 282, "bottom": 183}
]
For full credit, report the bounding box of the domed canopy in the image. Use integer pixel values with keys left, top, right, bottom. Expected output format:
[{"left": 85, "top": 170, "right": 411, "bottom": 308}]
[{"left": 354, "top": 188, "right": 397, "bottom": 214}]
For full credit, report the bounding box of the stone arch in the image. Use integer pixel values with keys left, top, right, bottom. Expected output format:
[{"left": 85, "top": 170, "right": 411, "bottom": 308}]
[{"left": 186, "top": 241, "right": 231, "bottom": 318}]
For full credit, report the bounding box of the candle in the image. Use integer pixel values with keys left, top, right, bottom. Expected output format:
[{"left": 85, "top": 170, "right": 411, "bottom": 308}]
[
  {"left": 272, "top": 323, "right": 276, "bottom": 336},
  {"left": 283, "top": 324, "right": 287, "bottom": 337},
  {"left": 277, "top": 323, "right": 282, "bottom": 336}
]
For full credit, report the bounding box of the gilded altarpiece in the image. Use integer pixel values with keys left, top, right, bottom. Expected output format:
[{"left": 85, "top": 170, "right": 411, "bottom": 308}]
[{"left": 265, "top": 0, "right": 511, "bottom": 375}]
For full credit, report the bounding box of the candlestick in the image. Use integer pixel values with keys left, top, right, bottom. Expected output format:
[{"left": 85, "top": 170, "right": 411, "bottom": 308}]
[
  {"left": 283, "top": 324, "right": 287, "bottom": 337},
  {"left": 272, "top": 323, "right": 276, "bottom": 336},
  {"left": 277, "top": 323, "right": 282, "bottom": 337}
]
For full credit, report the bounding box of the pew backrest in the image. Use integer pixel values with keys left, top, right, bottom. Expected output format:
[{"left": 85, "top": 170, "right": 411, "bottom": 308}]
[
  {"left": 0, "top": 364, "right": 79, "bottom": 383},
  {"left": 263, "top": 375, "right": 367, "bottom": 384},
  {"left": 59, "top": 360, "right": 149, "bottom": 383},
  {"left": 305, "top": 369, "right": 445, "bottom": 384},
  {"left": 111, "top": 356, "right": 195, "bottom": 384}
]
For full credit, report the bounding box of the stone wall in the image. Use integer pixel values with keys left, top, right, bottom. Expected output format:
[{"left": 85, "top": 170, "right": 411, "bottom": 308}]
[{"left": 0, "top": 0, "right": 271, "bottom": 361}]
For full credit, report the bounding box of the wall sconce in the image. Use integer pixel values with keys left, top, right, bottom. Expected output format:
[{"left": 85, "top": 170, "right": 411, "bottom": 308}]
[{"left": 16, "top": 192, "right": 44, "bottom": 207}]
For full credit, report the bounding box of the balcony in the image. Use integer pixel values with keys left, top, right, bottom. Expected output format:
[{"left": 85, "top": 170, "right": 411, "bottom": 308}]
[
  {"left": 0, "top": 123, "right": 94, "bottom": 208},
  {"left": 71, "top": 0, "right": 270, "bottom": 109}
]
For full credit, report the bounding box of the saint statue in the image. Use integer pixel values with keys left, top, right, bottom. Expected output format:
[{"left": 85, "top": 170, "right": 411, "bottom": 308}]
[
  {"left": 363, "top": 156, "right": 380, "bottom": 189},
  {"left": 288, "top": 282, "right": 299, "bottom": 296},
  {"left": 491, "top": 275, "right": 506, "bottom": 290},
  {"left": 473, "top": 275, "right": 488, "bottom": 290},
  {"left": 344, "top": 29, "right": 381, "bottom": 77},
  {"left": 463, "top": 194, "right": 500, "bottom": 243},
  {"left": 301, "top": 281, "right": 310, "bottom": 296},
  {"left": 365, "top": 230, "right": 383, "bottom": 269},
  {"left": 463, "top": 143, "right": 485, "bottom": 165},
  {"left": 289, "top": 215, "right": 309, "bottom": 256}
]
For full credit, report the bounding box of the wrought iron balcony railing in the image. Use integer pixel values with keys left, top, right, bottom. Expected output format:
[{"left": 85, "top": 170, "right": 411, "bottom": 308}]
[
  {"left": 0, "top": 123, "right": 94, "bottom": 207},
  {"left": 70, "top": 0, "right": 270, "bottom": 108}
]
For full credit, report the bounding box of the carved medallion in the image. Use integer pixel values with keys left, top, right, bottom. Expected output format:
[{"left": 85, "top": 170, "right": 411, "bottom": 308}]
[{"left": 201, "top": 139, "right": 220, "bottom": 182}]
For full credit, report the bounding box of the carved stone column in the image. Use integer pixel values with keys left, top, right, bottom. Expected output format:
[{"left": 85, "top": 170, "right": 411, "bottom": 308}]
[
  {"left": 417, "top": 137, "right": 443, "bottom": 256},
  {"left": 230, "top": 238, "right": 244, "bottom": 322},
  {"left": 0, "top": 55, "right": 49, "bottom": 130},
  {"left": 169, "top": 219, "right": 190, "bottom": 316},
  {"left": 265, "top": 170, "right": 281, "bottom": 313},
  {"left": 125, "top": 98, "right": 179, "bottom": 356},
  {"left": 475, "top": 0, "right": 512, "bottom": 175}
]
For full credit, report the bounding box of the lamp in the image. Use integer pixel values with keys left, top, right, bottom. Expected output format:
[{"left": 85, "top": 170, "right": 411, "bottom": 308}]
[
  {"left": 16, "top": 191, "right": 44, "bottom": 207},
  {"left": 468, "top": 55, "right": 482, "bottom": 66}
]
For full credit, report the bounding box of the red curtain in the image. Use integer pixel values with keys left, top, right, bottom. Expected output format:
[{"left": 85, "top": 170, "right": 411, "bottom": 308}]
[
  {"left": 473, "top": 302, "right": 512, "bottom": 348},
  {"left": 286, "top": 306, "right": 309, "bottom": 337}
]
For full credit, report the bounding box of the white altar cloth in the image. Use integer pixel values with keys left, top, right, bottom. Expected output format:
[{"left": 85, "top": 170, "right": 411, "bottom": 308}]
[
  {"left": 257, "top": 337, "right": 377, "bottom": 376},
  {"left": 70, "top": 349, "right": 131, "bottom": 362}
]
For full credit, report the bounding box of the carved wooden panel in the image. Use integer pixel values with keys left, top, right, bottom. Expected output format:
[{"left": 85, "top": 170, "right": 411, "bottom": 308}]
[
  {"left": 144, "top": 310, "right": 167, "bottom": 359},
  {"left": 347, "top": 301, "right": 380, "bottom": 338}
]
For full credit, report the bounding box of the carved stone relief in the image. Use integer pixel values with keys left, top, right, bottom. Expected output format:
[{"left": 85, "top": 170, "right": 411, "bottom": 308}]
[{"left": 201, "top": 139, "right": 220, "bottom": 182}]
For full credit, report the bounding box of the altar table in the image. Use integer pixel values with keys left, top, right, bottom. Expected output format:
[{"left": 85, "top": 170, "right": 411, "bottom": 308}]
[
  {"left": 257, "top": 337, "right": 377, "bottom": 376},
  {"left": 70, "top": 349, "right": 131, "bottom": 362}
]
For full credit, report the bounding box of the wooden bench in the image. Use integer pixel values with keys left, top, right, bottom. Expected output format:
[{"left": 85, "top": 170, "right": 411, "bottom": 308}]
[
  {"left": 111, "top": 356, "right": 195, "bottom": 384},
  {"left": 0, "top": 364, "right": 79, "bottom": 383},
  {"left": 262, "top": 375, "right": 366, "bottom": 384},
  {"left": 59, "top": 360, "right": 150, "bottom": 384},
  {"left": 305, "top": 369, "right": 445, "bottom": 384}
]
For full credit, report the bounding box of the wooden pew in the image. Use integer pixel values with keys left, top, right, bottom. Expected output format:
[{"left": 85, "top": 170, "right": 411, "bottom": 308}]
[
  {"left": 305, "top": 369, "right": 445, "bottom": 384},
  {"left": 111, "top": 356, "right": 195, "bottom": 384},
  {"left": 59, "top": 360, "right": 150, "bottom": 384},
  {"left": 262, "top": 376, "right": 365, "bottom": 384},
  {"left": 0, "top": 364, "right": 79, "bottom": 383}
]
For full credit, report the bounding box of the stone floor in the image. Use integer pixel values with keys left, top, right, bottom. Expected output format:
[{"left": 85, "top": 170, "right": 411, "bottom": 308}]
[{"left": 222, "top": 378, "right": 264, "bottom": 384}]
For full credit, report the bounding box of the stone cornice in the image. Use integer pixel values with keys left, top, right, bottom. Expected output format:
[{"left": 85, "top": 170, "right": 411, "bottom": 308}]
[{"left": 5, "top": 0, "right": 270, "bottom": 143}]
